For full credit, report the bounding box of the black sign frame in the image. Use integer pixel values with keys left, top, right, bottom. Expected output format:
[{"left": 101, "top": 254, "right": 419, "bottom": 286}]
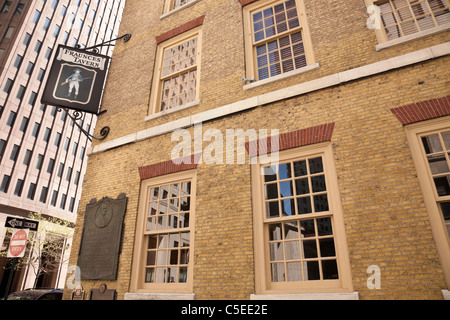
[{"left": 41, "top": 45, "right": 110, "bottom": 115}]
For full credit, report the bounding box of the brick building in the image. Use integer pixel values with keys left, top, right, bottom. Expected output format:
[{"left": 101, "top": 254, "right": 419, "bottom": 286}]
[{"left": 64, "top": 0, "right": 450, "bottom": 300}]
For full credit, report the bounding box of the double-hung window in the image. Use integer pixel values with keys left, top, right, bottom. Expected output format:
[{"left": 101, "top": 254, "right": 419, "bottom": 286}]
[
  {"left": 406, "top": 118, "right": 450, "bottom": 286},
  {"left": 131, "top": 171, "right": 196, "bottom": 293},
  {"left": 366, "top": 0, "right": 450, "bottom": 47},
  {"left": 243, "top": 0, "right": 315, "bottom": 82},
  {"left": 251, "top": 144, "right": 352, "bottom": 294},
  {"left": 149, "top": 27, "right": 201, "bottom": 115},
  {"left": 163, "top": 0, "right": 197, "bottom": 15}
]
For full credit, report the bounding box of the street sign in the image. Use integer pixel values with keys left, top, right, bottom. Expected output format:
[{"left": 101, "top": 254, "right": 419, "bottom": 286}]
[
  {"left": 5, "top": 217, "right": 39, "bottom": 231},
  {"left": 7, "top": 229, "right": 29, "bottom": 258}
]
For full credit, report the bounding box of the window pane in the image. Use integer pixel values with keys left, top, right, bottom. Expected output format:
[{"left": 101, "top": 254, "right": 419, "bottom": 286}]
[
  {"left": 281, "top": 198, "right": 295, "bottom": 216},
  {"left": 427, "top": 154, "right": 449, "bottom": 174},
  {"left": 271, "top": 262, "right": 285, "bottom": 282},
  {"left": 265, "top": 183, "right": 278, "bottom": 199},
  {"left": 268, "top": 223, "right": 282, "bottom": 241},
  {"left": 266, "top": 201, "right": 280, "bottom": 218},
  {"left": 286, "top": 262, "right": 302, "bottom": 281},
  {"left": 284, "top": 221, "right": 298, "bottom": 239},
  {"left": 434, "top": 176, "right": 450, "bottom": 196}
]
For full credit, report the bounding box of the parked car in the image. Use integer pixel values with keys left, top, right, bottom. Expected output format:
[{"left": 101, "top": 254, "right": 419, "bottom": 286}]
[{"left": 6, "top": 288, "right": 63, "bottom": 300}]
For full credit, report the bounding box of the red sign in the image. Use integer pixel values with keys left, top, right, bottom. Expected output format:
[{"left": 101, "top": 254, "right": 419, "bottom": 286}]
[{"left": 7, "top": 229, "right": 28, "bottom": 258}]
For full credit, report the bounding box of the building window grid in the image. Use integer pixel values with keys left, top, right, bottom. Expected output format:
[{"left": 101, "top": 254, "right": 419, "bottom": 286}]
[
  {"left": 261, "top": 156, "right": 339, "bottom": 283},
  {"left": 377, "top": 0, "right": 450, "bottom": 41},
  {"left": 159, "top": 36, "right": 198, "bottom": 112},
  {"left": 420, "top": 129, "right": 450, "bottom": 236},
  {"left": 144, "top": 180, "right": 192, "bottom": 284},
  {"left": 251, "top": 0, "right": 307, "bottom": 81}
]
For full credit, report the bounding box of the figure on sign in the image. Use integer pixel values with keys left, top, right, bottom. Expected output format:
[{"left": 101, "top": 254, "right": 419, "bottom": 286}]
[{"left": 61, "top": 68, "right": 86, "bottom": 100}]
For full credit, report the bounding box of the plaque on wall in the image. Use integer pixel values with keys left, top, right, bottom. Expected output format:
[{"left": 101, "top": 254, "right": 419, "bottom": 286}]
[
  {"left": 71, "top": 286, "right": 85, "bottom": 300},
  {"left": 89, "top": 284, "right": 116, "bottom": 300},
  {"left": 77, "top": 195, "right": 127, "bottom": 280}
]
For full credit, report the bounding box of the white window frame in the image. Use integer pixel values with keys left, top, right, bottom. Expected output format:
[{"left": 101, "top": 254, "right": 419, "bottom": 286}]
[
  {"left": 130, "top": 170, "right": 196, "bottom": 294},
  {"left": 251, "top": 142, "right": 353, "bottom": 294},
  {"left": 405, "top": 116, "right": 450, "bottom": 289},
  {"left": 148, "top": 27, "right": 202, "bottom": 117},
  {"left": 242, "top": 0, "right": 316, "bottom": 84},
  {"left": 365, "top": 0, "right": 450, "bottom": 51}
]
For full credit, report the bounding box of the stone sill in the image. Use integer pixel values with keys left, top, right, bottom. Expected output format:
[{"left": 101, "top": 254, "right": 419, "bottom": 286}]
[
  {"left": 145, "top": 99, "right": 201, "bottom": 122},
  {"left": 124, "top": 292, "right": 195, "bottom": 300},
  {"left": 376, "top": 23, "right": 450, "bottom": 51},
  {"left": 243, "top": 63, "right": 320, "bottom": 90},
  {"left": 250, "top": 292, "right": 359, "bottom": 300}
]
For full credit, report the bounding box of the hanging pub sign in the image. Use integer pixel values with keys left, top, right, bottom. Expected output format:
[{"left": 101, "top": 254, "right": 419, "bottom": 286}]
[{"left": 41, "top": 45, "right": 110, "bottom": 115}]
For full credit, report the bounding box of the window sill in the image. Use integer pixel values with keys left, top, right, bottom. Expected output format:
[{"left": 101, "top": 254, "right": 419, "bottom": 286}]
[
  {"left": 145, "top": 99, "right": 201, "bottom": 122},
  {"left": 160, "top": 0, "right": 200, "bottom": 20},
  {"left": 124, "top": 292, "right": 195, "bottom": 300},
  {"left": 250, "top": 292, "right": 359, "bottom": 300},
  {"left": 243, "top": 63, "right": 320, "bottom": 91},
  {"left": 443, "top": 290, "right": 450, "bottom": 300},
  {"left": 376, "top": 23, "right": 450, "bottom": 52}
]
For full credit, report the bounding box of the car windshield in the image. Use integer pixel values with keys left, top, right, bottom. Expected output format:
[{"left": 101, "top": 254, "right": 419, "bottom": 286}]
[
  {"left": 7, "top": 290, "right": 48, "bottom": 300},
  {"left": 7, "top": 289, "right": 62, "bottom": 300}
]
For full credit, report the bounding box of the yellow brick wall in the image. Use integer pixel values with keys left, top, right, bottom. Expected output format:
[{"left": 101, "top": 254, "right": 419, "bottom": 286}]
[{"left": 63, "top": 0, "right": 450, "bottom": 300}]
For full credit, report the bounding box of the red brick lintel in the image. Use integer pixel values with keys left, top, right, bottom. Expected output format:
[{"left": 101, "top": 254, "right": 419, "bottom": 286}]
[
  {"left": 390, "top": 95, "right": 450, "bottom": 125},
  {"left": 238, "top": 0, "right": 258, "bottom": 6},
  {"left": 155, "top": 15, "right": 205, "bottom": 44},
  {"left": 245, "top": 123, "right": 336, "bottom": 156},
  {"left": 138, "top": 154, "right": 201, "bottom": 180}
]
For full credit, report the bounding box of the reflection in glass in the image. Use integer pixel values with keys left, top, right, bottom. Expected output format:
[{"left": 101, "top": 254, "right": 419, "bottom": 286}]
[
  {"left": 279, "top": 181, "right": 293, "bottom": 197},
  {"left": 287, "top": 262, "right": 302, "bottom": 281},
  {"left": 295, "top": 178, "right": 309, "bottom": 195},
  {"left": 422, "top": 134, "right": 443, "bottom": 154},
  {"left": 264, "top": 166, "right": 277, "bottom": 182},
  {"left": 270, "top": 242, "right": 283, "bottom": 261},
  {"left": 266, "top": 201, "right": 279, "bottom": 218},
  {"left": 311, "top": 175, "right": 326, "bottom": 192},
  {"left": 309, "top": 157, "right": 323, "bottom": 174},
  {"left": 297, "top": 196, "right": 311, "bottom": 214},
  {"left": 293, "top": 160, "right": 307, "bottom": 177},
  {"left": 281, "top": 198, "right": 295, "bottom": 216},
  {"left": 442, "top": 131, "right": 450, "bottom": 150},
  {"left": 322, "top": 260, "right": 338, "bottom": 279},
  {"left": 278, "top": 163, "right": 292, "bottom": 180},
  {"left": 284, "top": 221, "right": 298, "bottom": 239},
  {"left": 265, "top": 183, "right": 278, "bottom": 200},
  {"left": 434, "top": 176, "right": 450, "bottom": 196},
  {"left": 269, "top": 223, "right": 282, "bottom": 241},
  {"left": 305, "top": 261, "right": 320, "bottom": 280},
  {"left": 319, "top": 238, "right": 336, "bottom": 257},
  {"left": 271, "top": 262, "right": 285, "bottom": 282},
  {"left": 427, "top": 154, "right": 449, "bottom": 174},
  {"left": 314, "top": 194, "right": 329, "bottom": 212},
  {"left": 303, "top": 240, "right": 317, "bottom": 258},
  {"left": 285, "top": 241, "right": 300, "bottom": 260}
]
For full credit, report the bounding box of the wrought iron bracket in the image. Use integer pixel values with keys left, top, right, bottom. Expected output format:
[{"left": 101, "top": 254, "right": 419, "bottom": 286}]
[
  {"left": 80, "top": 33, "right": 131, "bottom": 53},
  {"left": 57, "top": 107, "right": 109, "bottom": 141}
]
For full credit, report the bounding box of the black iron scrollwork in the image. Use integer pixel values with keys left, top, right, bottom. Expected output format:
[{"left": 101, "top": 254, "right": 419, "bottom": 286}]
[
  {"left": 57, "top": 107, "right": 109, "bottom": 141},
  {"left": 79, "top": 33, "right": 132, "bottom": 53}
]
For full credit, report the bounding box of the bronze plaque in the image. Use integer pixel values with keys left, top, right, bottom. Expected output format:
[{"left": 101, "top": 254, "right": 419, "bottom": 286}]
[
  {"left": 89, "top": 288, "right": 116, "bottom": 300},
  {"left": 77, "top": 196, "right": 127, "bottom": 280},
  {"left": 71, "top": 286, "right": 85, "bottom": 300}
]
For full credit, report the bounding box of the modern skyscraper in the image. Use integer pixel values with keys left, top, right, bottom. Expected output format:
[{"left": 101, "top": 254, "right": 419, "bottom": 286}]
[{"left": 0, "top": 0, "right": 126, "bottom": 296}]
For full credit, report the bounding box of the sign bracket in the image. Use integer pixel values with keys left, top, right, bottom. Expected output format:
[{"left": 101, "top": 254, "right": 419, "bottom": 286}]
[
  {"left": 58, "top": 107, "right": 110, "bottom": 141},
  {"left": 82, "top": 33, "right": 131, "bottom": 53}
]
